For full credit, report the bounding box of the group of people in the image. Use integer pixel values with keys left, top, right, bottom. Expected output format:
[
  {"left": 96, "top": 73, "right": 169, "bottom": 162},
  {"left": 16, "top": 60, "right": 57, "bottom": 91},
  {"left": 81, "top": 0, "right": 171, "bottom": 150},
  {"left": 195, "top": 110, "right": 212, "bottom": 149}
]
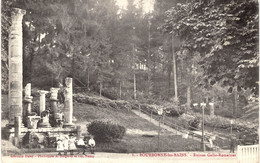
[{"left": 56, "top": 135, "right": 95, "bottom": 155}]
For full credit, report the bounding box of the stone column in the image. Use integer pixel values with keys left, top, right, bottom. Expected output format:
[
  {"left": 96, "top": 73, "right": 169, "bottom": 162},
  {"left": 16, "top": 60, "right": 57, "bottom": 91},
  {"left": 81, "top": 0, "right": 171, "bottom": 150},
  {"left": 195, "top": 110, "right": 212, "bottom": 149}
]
[
  {"left": 50, "top": 88, "right": 59, "bottom": 117},
  {"left": 64, "top": 78, "right": 73, "bottom": 127},
  {"left": 8, "top": 8, "right": 26, "bottom": 126},
  {"left": 23, "top": 83, "right": 33, "bottom": 115},
  {"left": 77, "top": 126, "right": 81, "bottom": 139},
  {"left": 39, "top": 90, "right": 48, "bottom": 114}
]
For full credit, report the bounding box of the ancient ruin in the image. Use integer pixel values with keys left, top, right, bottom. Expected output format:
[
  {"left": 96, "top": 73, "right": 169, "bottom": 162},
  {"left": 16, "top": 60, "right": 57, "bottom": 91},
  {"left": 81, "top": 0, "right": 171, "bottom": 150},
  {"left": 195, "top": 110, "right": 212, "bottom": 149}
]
[{"left": 6, "top": 8, "right": 81, "bottom": 148}]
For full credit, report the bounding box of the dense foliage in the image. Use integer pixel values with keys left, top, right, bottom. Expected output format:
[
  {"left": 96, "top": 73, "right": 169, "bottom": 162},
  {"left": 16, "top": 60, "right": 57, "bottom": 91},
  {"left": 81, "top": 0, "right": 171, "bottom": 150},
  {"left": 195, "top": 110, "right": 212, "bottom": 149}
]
[
  {"left": 1, "top": 0, "right": 258, "bottom": 118},
  {"left": 87, "top": 120, "right": 126, "bottom": 143}
]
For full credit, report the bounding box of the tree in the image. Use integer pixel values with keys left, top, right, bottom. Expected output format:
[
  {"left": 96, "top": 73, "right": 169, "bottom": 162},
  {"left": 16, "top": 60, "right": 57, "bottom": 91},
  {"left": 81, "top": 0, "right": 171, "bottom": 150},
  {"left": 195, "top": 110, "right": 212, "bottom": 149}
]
[{"left": 160, "top": 0, "right": 259, "bottom": 96}]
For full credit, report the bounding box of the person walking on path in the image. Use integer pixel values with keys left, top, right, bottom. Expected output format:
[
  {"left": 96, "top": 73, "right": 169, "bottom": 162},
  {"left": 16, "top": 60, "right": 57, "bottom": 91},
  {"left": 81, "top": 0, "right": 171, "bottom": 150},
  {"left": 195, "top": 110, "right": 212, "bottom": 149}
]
[
  {"left": 63, "top": 136, "right": 69, "bottom": 155},
  {"left": 56, "top": 139, "right": 64, "bottom": 155},
  {"left": 68, "top": 134, "right": 77, "bottom": 155},
  {"left": 88, "top": 136, "right": 95, "bottom": 154}
]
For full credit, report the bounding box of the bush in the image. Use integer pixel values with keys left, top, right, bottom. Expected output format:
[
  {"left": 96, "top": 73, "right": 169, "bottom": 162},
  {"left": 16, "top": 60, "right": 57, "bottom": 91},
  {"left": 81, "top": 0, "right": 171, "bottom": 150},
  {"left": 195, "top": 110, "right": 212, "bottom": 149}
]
[
  {"left": 87, "top": 120, "right": 126, "bottom": 143},
  {"left": 188, "top": 117, "right": 201, "bottom": 131},
  {"left": 163, "top": 98, "right": 186, "bottom": 117},
  {"left": 102, "top": 88, "right": 118, "bottom": 100}
]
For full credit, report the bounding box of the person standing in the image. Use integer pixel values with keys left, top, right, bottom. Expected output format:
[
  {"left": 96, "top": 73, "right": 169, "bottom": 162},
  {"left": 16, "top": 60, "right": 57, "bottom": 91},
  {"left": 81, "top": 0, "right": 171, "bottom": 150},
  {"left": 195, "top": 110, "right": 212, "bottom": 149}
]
[
  {"left": 230, "top": 137, "right": 237, "bottom": 153},
  {"left": 68, "top": 134, "right": 77, "bottom": 155},
  {"left": 88, "top": 136, "right": 95, "bottom": 154},
  {"left": 63, "top": 136, "right": 69, "bottom": 155},
  {"left": 76, "top": 137, "right": 86, "bottom": 154},
  {"left": 56, "top": 139, "right": 64, "bottom": 155}
]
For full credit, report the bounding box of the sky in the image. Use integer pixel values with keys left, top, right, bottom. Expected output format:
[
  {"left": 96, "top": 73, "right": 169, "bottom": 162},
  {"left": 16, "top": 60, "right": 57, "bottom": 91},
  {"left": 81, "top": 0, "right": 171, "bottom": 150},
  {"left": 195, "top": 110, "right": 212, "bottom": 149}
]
[{"left": 116, "top": 0, "right": 155, "bottom": 13}]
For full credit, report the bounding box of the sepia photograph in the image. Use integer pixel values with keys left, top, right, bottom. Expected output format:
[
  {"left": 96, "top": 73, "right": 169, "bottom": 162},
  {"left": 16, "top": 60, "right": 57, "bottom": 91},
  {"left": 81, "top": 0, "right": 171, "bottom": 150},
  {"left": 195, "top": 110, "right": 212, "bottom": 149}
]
[{"left": 1, "top": 0, "right": 259, "bottom": 162}]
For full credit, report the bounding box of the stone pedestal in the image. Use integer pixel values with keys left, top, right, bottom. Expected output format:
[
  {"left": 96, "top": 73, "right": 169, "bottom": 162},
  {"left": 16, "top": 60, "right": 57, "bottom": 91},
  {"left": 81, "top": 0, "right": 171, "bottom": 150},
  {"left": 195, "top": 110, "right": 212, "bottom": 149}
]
[
  {"left": 39, "top": 90, "right": 48, "bottom": 114},
  {"left": 8, "top": 8, "right": 26, "bottom": 126},
  {"left": 63, "top": 78, "right": 74, "bottom": 127}
]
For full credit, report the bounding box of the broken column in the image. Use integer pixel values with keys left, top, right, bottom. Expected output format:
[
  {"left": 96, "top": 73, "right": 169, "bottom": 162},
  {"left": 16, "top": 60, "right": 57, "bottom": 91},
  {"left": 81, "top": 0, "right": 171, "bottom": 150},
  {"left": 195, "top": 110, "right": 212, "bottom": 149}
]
[
  {"left": 50, "top": 87, "right": 59, "bottom": 116},
  {"left": 77, "top": 126, "right": 81, "bottom": 139},
  {"left": 63, "top": 78, "right": 73, "bottom": 127},
  {"left": 24, "top": 83, "right": 33, "bottom": 116},
  {"left": 39, "top": 90, "right": 48, "bottom": 114},
  {"left": 8, "top": 8, "right": 26, "bottom": 126}
]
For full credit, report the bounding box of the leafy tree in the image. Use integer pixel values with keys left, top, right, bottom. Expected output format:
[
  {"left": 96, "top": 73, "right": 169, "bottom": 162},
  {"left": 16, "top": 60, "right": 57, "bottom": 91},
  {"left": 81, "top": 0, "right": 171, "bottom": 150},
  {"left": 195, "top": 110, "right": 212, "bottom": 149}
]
[{"left": 160, "top": 0, "right": 259, "bottom": 95}]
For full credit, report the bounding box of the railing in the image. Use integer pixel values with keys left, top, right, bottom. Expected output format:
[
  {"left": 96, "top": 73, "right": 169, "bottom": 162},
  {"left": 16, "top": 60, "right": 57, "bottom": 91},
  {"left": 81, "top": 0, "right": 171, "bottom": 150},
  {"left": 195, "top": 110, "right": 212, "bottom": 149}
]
[
  {"left": 137, "top": 106, "right": 220, "bottom": 150},
  {"left": 237, "top": 144, "right": 259, "bottom": 163}
]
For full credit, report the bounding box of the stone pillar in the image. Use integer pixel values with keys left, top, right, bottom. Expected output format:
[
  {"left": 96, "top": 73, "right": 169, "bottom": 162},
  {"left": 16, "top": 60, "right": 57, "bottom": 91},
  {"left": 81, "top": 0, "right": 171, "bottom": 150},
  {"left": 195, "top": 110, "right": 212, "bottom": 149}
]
[
  {"left": 50, "top": 88, "right": 59, "bottom": 117},
  {"left": 39, "top": 90, "right": 48, "bottom": 114},
  {"left": 64, "top": 78, "right": 73, "bottom": 127},
  {"left": 23, "top": 83, "right": 33, "bottom": 116},
  {"left": 14, "top": 116, "right": 21, "bottom": 147},
  {"left": 77, "top": 126, "right": 81, "bottom": 139},
  {"left": 8, "top": 8, "right": 26, "bottom": 126}
]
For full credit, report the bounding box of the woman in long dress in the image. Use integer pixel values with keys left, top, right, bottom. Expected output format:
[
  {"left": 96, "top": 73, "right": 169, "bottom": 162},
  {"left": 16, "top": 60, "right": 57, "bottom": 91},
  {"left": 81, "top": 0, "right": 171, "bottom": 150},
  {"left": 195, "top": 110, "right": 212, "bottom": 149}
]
[
  {"left": 63, "top": 136, "right": 69, "bottom": 155},
  {"left": 56, "top": 139, "right": 64, "bottom": 155},
  {"left": 68, "top": 135, "right": 77, "bottom": 155}
]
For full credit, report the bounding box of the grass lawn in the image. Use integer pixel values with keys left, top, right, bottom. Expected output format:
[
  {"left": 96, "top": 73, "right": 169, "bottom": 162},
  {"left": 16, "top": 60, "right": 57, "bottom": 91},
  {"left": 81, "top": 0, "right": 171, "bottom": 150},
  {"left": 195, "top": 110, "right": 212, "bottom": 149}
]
[
  {"left": 73, "top": 101, "right": 160, "bottom": 132},
  {"left": 95, "top": 134, "right": 202, "bottom": 153}
]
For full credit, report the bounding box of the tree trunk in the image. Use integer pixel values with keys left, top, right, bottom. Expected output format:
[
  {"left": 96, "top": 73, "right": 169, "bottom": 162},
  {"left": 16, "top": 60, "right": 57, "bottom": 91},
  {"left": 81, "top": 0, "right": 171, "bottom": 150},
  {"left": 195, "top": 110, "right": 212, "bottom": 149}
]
[
  {"left": 187, "top": 85, "right": 191, "bottom": 108},
  {"left": 233, "top": 84, "right": 238, "bottom": 118},
  {"left": 147, "top": 20, "right": 152, "bottom": 96},
  {"left": 172, "top": 35, "right": 178, "bottom": 102},
  {"left": 87, "top": 68, "right": 90, "bottom": 91},
  {"left": 133, "top": 44, "right": 137, "bottom": 100},
  {"left": 168, "top": 68, "right": 171, "bottom": 98},
  {"left": 134, "top": 72, "right": 136, "bottom": 100},
  {"left": 119, "top": 81, "right": 122, "bottom": 99},
  {"left": 99, "top": 82, "right": 102, "bottom": 97}
]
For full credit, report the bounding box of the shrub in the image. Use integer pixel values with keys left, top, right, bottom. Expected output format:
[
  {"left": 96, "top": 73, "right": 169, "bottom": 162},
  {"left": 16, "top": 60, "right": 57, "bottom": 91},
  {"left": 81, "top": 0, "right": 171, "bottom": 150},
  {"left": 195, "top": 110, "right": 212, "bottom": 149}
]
[
  {"left": 163, "top": 98, "right": 186, "bottom": 117},
  {"left": 87, "top": 120, "right": 126, "bottom": 143},
  {"left": 178, "top": 114, "right": 196, "bottom": 129},
  {"left": 102, "top": 88, "right": 118, "bottom": 100},
  {"left": 188, "top": 117, "right": 201, "bottom": 131}
]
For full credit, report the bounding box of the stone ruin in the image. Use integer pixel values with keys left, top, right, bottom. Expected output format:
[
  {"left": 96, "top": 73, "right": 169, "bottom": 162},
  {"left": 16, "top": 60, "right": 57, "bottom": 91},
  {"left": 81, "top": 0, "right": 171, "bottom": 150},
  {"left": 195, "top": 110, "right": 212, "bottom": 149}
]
[{"left": 5, "top": 8, "right": 82, "bottom": 148}]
